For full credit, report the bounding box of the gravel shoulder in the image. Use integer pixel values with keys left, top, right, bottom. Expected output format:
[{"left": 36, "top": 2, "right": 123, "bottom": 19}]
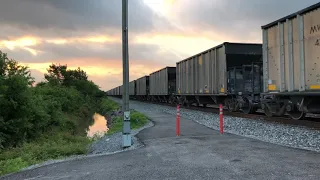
[{"left": 111, "top": 97, "right": 320, "bottom": 153}]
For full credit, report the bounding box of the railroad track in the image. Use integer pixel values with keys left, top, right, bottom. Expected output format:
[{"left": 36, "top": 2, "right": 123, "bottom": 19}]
[{"left": 119, "top": 98, "right": 320, "bottom": 131}]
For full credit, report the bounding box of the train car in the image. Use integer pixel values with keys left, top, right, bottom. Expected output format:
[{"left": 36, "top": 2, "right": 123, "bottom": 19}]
[
  {"left": 107, "top": 88, "right": 112, "bottom": 96},
  {"left": 135, "top": 75, "right": 149, "bottom": 100},
  {"left": 261, "top": 2, "right": 320, "bottom": 120},
  {"left": 110, "top": 85, "right": 121, "bottom": 97},
  {"left": 149, "top": 66, "right": 176, "bottom": 103},
  {"left": 176, "top": 42, "right": 263, "bottom": 113},
  {"left": 107, "top": 87, "right": 116, "bottom": 96},
  {"left": 129, "top": 80, "right": 136, "bottom": 98},
  {"left": 107, "top": 84, "right": 124, "bottom": 97},
  {"left": 119, "top": 85, "right": 123, "bottom": 96}
]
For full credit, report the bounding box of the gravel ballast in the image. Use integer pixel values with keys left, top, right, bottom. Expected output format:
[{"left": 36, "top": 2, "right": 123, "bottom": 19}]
[{"left": 110, "top": 97, "right": 320, "bottom": 153}]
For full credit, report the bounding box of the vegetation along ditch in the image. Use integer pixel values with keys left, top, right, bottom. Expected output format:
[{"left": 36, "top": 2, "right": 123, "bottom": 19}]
[{"left": 0, "top": 50, "right": 149, "bottom": 176}]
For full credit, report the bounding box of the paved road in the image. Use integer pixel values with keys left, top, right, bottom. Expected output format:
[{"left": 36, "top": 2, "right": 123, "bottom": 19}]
[{"left": 1, "top": 111, "right": 319, "bottom": 180}]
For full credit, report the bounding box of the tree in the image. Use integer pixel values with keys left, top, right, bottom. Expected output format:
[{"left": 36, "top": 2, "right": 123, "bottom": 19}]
[
  {"left": 63, "top": 67, "right": 88, "bottom": 87},
  {"left": 44, "top": 64, "right": 88, "bottom": 86},
  {"left": 0, "top": 51, "right": 34, "bottom": 85},
  {"left": 44, "top": 64, "right": 67, "bottom": 85}
]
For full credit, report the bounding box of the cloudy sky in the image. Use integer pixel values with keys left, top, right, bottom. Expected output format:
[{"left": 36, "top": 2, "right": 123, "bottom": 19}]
[{"left": 0, "top": 0, "right": 318, "bottom": 90}]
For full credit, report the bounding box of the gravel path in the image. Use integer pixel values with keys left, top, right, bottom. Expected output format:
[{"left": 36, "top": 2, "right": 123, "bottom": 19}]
[{"left": 110, "top": 97, "right": 320, "bottom": 153}]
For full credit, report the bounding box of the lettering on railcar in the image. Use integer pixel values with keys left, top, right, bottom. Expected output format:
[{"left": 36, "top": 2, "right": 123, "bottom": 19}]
[
  {"left": 315, "top": 39, "right": 320, "bottom": 46},
  {"left": 310, "top": 24, "right": 320, "bottom": 34}
]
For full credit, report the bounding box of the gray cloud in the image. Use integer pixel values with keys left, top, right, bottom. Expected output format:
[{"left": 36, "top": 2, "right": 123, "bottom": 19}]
[
  {"left": 2, "top": 48, "right": 34, "bottom": 62},
  {"left": 2, "top": 40, "right": 180, "bottom": 67},
  {"left": 0, "top": 0, "right": 176, "bottom": 38},
  {"left": 169, "top": 0, "right": 320, "bottom": 40}
]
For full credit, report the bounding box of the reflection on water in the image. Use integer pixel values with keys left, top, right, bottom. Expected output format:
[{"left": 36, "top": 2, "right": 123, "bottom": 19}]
[{"left": 87, "top": 113, "right": 109, "bottom": 138}]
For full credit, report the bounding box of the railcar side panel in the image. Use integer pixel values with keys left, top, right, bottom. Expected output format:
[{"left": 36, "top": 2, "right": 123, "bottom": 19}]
[
  {"left": 176, "top": 43, "right": 262, "bottom": 96},
  {"left": 149, "top": 67, "right": 176, "bottom": 95},
  {"left": 129, "top": 80, "right": 136, "bottom": 95},
  {"left": 218, "top": 46, "right": 226, "bottom": 94},
  {"left": 176, "top": 45, "right": 226, "bottom": 95},
  {"left": 263, "top": 6, "right": 320, "bottom": 93},
  {"left": 119, "top": 85, "right": 123, "bottom": 96},
  {"left": 304, "top": 8, "right": 320, "bottom": 90},
  {"left": 136, "top": 76, "right": 149, "bottom": 95}
]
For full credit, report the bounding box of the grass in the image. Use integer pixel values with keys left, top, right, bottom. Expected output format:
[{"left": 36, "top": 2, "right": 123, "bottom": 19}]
[
  {"left": 106, "top": 110, "right": 149, "bottom": 135},
  {"left": 0, "top": 132, "right": 91, "bottom": 176}
]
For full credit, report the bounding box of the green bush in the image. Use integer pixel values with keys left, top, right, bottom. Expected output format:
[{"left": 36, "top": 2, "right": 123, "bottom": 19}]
[
  {"left": 106, "top": 110, "right": 149, "bottom": 135},
  {"left": 130, "top": 110, "right": 149, "bottom": 129},
  {"left": 99, "top": 97, "right": 120, "bottom": 114}
]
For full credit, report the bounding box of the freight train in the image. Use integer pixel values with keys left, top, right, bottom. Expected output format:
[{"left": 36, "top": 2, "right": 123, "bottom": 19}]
[{"left": 107, "top": 2, "right": 320, "bottom": 120}]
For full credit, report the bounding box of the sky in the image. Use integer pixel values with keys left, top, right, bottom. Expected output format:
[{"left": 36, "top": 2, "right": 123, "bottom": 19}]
[{"left": 0, "top": 0, "right": 319, "bottom": 91}]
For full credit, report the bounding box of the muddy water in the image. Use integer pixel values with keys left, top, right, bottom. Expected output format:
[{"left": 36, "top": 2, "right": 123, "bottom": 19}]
[{"left": 87, "top": 113, "right": 109, "bottom": 138}]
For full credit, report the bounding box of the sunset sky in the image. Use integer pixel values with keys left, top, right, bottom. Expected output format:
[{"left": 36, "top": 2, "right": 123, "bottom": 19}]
[{"left": 0, "top": 0, "right": 318, "bottom": 90}]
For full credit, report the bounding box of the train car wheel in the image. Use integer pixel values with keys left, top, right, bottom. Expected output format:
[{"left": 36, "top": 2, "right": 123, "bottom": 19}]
[
  {"left": 225, "top": 99, "right": 239, "bottom": 112},
  {"left": 288, "top": 111, "right": 306, "bottom": 120},
  {"left": 241, "top": 97, "right": 254, "bottom": 114},
  {"left": 263, "top": 103, "right": 273, "bottom": 117},
  {"left": 286, "top": 99, "right": 306, "bottom": 120}
]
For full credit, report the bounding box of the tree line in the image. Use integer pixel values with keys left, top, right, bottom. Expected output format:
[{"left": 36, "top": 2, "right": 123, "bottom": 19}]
[{"left": 0, "top": 50, "right": 107, "bottom": 149}]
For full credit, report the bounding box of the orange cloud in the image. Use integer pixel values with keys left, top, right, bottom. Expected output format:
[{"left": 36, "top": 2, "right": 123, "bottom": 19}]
[
  {"left": 0, "top": 36, "right": 39, "bottom": 55},
  {"left": 20, "top": 56, "right": 164, "bottom": 90},
  {"left": 45, "top": 39, "right": 67, "bottom": 45},
  {"left": 134, "top": 32, "right": 222, "bottom": 58},
  {"left": 1, "top": 34, "right": 120, "bottom": 50},
  {"left": 44, "top": 35, "right": 121, "bottom": 45}
]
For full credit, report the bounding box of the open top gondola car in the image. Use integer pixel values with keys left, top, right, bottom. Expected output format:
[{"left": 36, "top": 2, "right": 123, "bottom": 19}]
[
  {"left": 261, "top": 2, "right": 320, "bottom": 120},
  {"left": 149, "top": 66, "right": 176, "bottom": 103},
  {"left": 176, "top": 42, "right": 263, "bottom": 113}
]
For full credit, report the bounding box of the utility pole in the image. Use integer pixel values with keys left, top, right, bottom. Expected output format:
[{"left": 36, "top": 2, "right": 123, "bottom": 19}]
[{"left": 122, "top": 0, "right": 131, "bottom": 148}]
